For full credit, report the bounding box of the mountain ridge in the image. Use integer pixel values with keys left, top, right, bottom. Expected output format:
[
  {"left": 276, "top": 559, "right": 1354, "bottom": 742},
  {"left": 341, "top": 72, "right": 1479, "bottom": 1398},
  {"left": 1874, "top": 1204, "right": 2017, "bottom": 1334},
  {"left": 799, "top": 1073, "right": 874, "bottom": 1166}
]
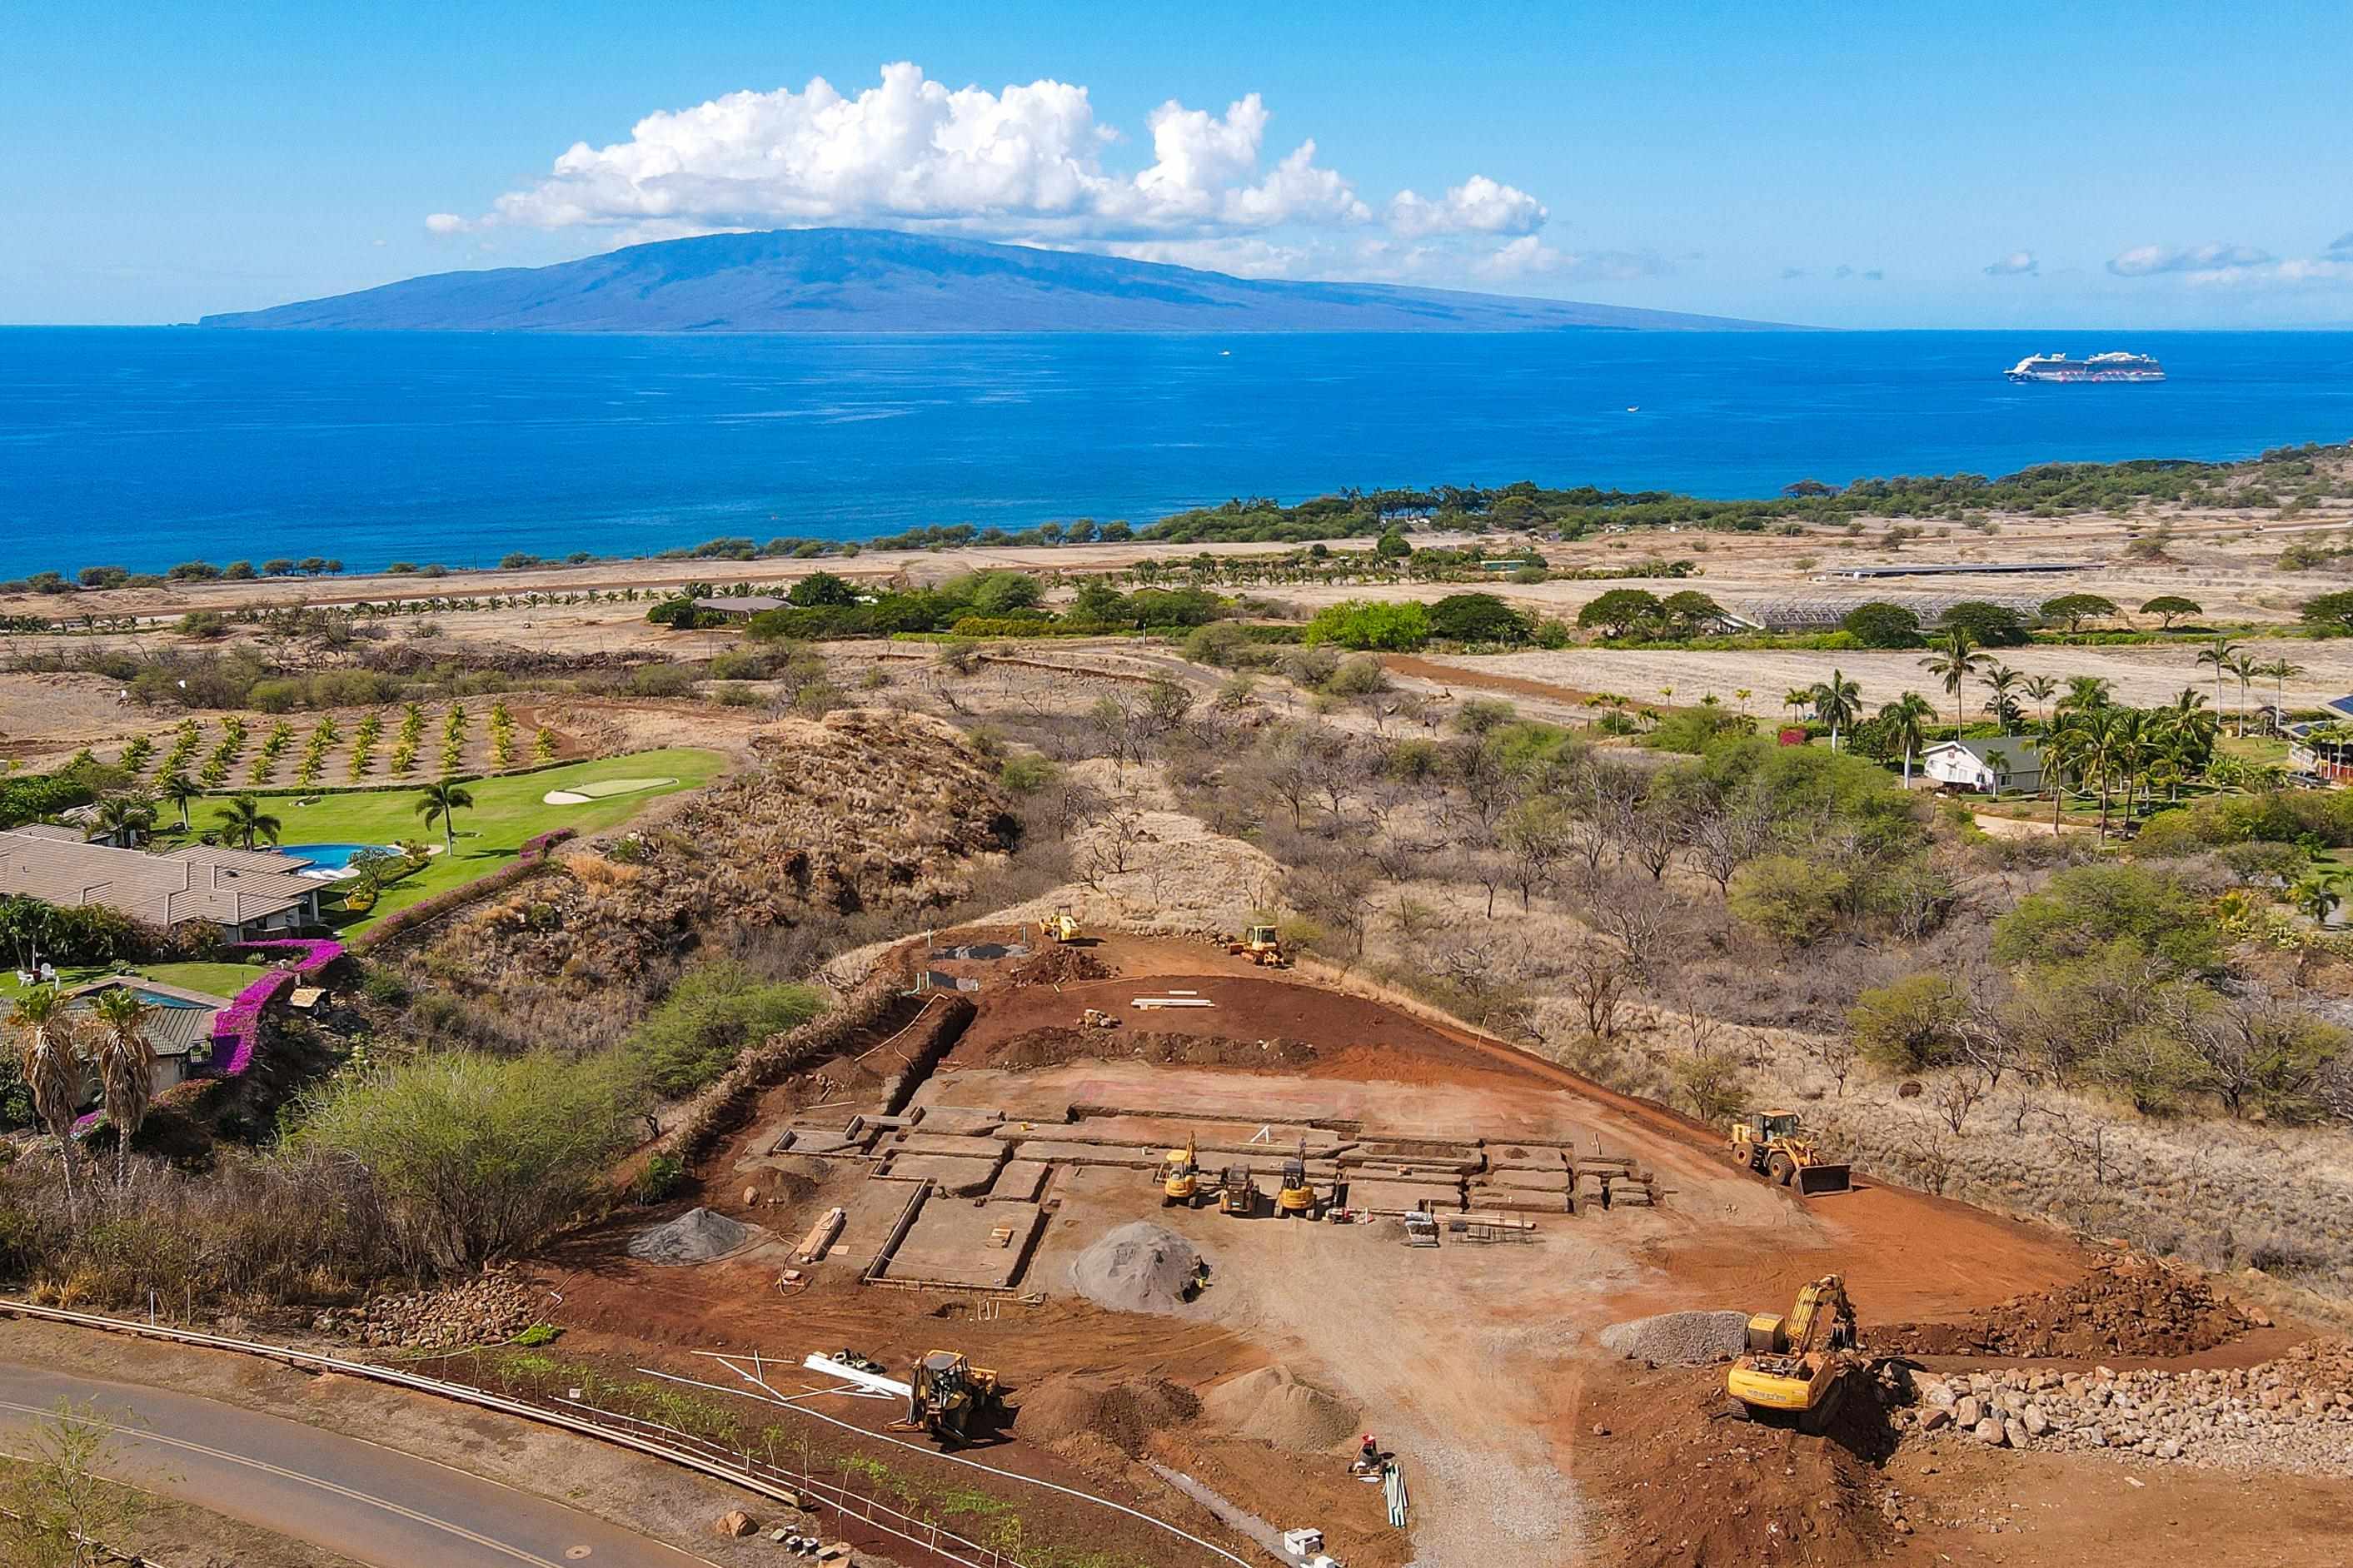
[{"left": 197, "top": 228, "right": 1792, "bottom": 333}]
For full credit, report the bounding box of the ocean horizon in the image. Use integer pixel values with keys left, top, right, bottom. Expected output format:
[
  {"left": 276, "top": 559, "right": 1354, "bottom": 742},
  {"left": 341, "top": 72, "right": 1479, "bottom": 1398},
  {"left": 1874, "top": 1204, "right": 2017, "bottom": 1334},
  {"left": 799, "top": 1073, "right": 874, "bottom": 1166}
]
[{"left": 2, "top": 326, "right": 2351, "bottom": 580}]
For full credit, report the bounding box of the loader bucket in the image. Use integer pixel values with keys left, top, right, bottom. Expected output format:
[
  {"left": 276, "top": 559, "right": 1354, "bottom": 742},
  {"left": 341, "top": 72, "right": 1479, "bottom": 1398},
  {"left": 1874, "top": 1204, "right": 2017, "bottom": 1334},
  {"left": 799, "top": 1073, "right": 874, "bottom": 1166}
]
[{"left": 1796, "top": 1162, "right": 1852, "bottom": 1196}]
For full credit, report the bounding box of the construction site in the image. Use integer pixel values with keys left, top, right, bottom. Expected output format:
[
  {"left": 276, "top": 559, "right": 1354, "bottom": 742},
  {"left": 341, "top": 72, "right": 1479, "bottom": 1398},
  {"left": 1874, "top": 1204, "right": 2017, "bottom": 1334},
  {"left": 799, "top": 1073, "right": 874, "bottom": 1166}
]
[{"left": 493, "top": 919, "right": 2346, "bottom": 1568}]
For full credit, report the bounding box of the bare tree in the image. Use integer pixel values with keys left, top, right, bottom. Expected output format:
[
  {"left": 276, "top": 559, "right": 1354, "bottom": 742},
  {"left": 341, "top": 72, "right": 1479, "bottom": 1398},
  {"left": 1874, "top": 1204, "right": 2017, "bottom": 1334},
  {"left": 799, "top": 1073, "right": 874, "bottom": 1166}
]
[
  {"left": 1685, "top": 800, "right": 1773, "bottom": 898},
  {"left": 1809, "top": 1029, "right": 1860, "bottom": 1097},
  {"left": 1934, "top": 1071, "right": 1987, "bottom": 1133},
  {"left": 1562, "top": 946, "right": 1628, "bottom": 1040}
]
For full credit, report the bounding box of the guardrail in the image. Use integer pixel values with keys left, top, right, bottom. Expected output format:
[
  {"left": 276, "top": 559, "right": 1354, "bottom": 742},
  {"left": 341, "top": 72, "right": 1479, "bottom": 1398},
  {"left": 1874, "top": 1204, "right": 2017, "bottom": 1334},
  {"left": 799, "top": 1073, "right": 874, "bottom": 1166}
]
[{"left": 0, "top": 1298, "right": 1016, "bottom": 1568}]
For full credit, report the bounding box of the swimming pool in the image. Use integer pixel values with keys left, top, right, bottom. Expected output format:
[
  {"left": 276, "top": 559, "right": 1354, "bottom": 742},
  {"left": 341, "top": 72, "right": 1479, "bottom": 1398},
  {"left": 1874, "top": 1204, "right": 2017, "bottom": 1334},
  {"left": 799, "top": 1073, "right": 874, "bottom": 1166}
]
[{"left": 282, "top": 842, "right": 389, "bottom": 873}]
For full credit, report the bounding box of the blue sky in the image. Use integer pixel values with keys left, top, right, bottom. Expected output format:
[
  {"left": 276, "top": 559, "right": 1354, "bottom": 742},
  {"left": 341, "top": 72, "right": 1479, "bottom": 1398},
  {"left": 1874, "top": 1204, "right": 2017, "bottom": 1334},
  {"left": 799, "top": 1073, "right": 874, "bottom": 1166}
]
[{"left": 6, "top": 1, "right": 2350, "bottom": 327}]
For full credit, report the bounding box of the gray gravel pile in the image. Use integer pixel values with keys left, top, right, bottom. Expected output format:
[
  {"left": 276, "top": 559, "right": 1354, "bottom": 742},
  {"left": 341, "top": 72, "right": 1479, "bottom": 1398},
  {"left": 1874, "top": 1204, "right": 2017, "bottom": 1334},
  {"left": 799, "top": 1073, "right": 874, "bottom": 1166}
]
[
  {"left": 628, "top": 1206, "right": 752, "bottom": 1263},
  {"left": 1597, "top": 1309, "right": 1751, "bottom": 1365},
  {"left": 1906, "top": 1339, "right": 2353, "bottom": 1475},
  {"left": 1068, "top": 1222, "right": 1202, "bottom": 1315}
]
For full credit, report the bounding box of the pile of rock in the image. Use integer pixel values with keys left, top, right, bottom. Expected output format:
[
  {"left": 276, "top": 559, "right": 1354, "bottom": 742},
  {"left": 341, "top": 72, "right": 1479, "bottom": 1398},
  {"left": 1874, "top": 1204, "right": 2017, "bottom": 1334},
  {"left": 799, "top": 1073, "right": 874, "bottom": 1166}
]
[
  {"left": 312, "top": 1271, "right": 542, "bottom": 1350},
  {"left": 1902, "top": 1339, "right": 2353, "bottom": 1476}
]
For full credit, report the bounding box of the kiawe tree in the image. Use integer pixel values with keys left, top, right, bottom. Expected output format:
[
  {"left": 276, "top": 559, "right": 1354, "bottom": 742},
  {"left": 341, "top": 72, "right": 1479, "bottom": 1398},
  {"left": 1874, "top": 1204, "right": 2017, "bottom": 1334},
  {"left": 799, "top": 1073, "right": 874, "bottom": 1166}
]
[
  {"left": 2140, "top": 595, "right": 2201, "bottom": 630},
  {"left": 1577, "top": 588, "right": 1664, "bottom": 640}
]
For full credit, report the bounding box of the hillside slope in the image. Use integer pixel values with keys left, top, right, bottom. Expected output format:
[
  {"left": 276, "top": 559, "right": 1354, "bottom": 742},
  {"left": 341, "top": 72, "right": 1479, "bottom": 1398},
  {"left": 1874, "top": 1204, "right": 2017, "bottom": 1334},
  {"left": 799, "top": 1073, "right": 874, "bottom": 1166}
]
[{"left": 198, "top": 227, "right": 1783, "bottom": 334}]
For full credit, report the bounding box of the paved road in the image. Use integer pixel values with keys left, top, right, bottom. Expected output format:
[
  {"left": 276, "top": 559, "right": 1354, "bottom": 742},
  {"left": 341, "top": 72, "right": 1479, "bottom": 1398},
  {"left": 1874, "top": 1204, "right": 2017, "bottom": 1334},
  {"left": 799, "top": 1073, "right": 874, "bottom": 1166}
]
[{"left": 0, "top": 1361, "right": 720, "bottom": 1567}]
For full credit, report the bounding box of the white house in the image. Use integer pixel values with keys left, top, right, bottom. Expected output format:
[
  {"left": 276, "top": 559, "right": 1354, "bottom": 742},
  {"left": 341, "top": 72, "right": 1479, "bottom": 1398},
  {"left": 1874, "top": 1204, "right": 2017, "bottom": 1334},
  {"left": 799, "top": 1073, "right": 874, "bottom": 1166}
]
[{"left": 1921, "top": 737, "right": 2044, "bottom": 795}]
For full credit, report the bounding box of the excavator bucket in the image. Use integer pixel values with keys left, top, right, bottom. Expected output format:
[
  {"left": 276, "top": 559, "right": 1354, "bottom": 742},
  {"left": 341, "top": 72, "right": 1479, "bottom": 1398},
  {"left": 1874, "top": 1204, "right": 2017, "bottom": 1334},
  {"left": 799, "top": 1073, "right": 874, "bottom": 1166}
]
[{"left": 1796, "top": 1162, "right": 1852, "bottom": 1196}]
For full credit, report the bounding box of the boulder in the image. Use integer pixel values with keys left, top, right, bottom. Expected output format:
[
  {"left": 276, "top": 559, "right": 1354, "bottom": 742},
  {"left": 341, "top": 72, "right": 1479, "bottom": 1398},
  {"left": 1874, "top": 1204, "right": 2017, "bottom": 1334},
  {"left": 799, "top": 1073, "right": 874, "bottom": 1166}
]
[
  {"left": 1918, "top": 1406, "right": 1952, "bottom": 1433},
  {"left": 2004, "top": 1419, "right": 2029, "bottom": 1449},
  {"left": 2022, "top": 1404, "right": 2050, "bottom": 1437},
  {"left": 1954, "top": 1396, "right": 1983, "bottom": 1428},
  {"left": 1972, "top": 1418, "right": 2008, "bottom": 1446},
  {"left": 717, "top": 1511, "right": 757, "bottom": 1538}
]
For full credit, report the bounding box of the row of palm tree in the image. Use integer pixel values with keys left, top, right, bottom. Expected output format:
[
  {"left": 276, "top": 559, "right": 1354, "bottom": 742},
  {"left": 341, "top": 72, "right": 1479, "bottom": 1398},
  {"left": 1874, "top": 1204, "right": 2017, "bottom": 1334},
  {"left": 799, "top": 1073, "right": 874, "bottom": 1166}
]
[{"left": 7, "top": 983, "right": 157, "bottom": 1217}]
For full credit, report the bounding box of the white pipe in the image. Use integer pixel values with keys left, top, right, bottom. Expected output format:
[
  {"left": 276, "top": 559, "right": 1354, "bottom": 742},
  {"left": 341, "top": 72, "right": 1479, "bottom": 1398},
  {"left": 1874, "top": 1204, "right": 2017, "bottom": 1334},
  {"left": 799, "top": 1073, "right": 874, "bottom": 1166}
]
[{"left": 800, "top": 1354, "right": 913, "bottom": 1401}]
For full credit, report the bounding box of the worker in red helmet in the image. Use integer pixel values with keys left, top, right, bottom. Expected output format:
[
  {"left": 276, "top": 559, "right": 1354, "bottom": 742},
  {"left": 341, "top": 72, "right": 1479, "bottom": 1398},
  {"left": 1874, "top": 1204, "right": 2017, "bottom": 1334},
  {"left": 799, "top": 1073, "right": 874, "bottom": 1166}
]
[{"left": 1357, "top": 1432, "right": 1380, "bottom": 1467}]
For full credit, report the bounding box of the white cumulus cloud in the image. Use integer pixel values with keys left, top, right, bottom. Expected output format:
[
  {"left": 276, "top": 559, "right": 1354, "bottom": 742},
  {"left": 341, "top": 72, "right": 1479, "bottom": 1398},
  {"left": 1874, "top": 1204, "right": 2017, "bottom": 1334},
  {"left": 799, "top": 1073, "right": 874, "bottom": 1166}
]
[
  {"left": 1477, "top": 236, "right": 1668, "bottom": 283},
  {"left": 1982, "top": 251, "right": 2037, "bottom": 276},
  {"left": 442, "top": 62, "right": 1414, "bottom": 245},
  {"left": 2106, "top": 242, "right": 2273, "bottom": 277},
  {"left": 1388, "top": 177, "right": 1547, "bottom": 238},
  {"left": 425, "top": 62, "right": 1601, "bottom": 291}
]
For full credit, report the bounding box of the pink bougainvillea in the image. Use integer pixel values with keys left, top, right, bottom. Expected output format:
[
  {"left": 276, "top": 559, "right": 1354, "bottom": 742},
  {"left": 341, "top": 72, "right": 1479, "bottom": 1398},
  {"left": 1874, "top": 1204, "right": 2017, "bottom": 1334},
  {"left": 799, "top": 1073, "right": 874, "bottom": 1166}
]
[{"left": 203, "top": 938, "right": 346, "bottom": 1078}]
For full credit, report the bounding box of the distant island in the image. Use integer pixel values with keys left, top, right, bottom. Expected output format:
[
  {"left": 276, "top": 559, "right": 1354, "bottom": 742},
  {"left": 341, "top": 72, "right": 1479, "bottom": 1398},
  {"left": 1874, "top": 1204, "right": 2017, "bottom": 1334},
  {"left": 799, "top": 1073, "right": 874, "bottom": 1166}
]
[{"left": 197, "top": 227, "right": 1786, "bottom": 334}]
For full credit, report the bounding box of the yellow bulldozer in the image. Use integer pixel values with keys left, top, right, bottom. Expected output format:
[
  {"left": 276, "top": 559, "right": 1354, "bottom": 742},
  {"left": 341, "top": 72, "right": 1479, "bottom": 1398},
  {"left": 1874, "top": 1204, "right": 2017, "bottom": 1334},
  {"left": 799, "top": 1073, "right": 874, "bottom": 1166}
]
[
  {"left": 1727, "top": 1275, "right": 1860, "bottom": 1431},
  {"left": 1728, "top": 1111, "right": 1852, "bottom": 1195},
  {"left": 1227, "top": 922, "right": 1289, "bottom": 968},
  {"left": 1159, "top": 1133, "right": 1202, "bottom": 1208},
  {"left": 895, "top": 1350, "right": 1006, "bottom": 1446},
  {"left": 1036, "top": 910, "right": 1081, "bottom": 944}
]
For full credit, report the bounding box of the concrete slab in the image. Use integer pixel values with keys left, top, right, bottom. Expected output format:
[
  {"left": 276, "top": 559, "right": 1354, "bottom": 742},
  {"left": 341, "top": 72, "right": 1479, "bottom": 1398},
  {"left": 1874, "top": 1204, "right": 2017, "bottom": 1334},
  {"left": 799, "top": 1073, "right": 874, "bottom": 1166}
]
[
  {"left": 875, "top": 1154, "right": 1003, "bottom": 1195},
  {"left": 1482, "top": 1169, "right": 1573, "bottom": 1193},
  {"left": 912, "top": 1106, "right": 1006, "bottom": 1137},
  {"left": 1341, "top": 1178, "right": 1464, "bottom": 1214},
  {"left": 988, "top": 1160, "right": 1050, "bottom": 1202},
  {"left": 880, "top": 1201, "right": 1048, "bottom": 1290},
  {"left": 1005, "top": 1139, "right": 1165, "bottom": 1169},
  {"left": 890, "top": 1132, "right": 1012, "bottom": 1162}
]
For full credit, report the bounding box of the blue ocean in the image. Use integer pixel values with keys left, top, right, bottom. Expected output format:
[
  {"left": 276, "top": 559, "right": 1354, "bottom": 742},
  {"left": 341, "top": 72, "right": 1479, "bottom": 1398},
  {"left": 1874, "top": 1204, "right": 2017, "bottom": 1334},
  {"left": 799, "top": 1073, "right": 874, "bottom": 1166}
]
[{"left": 2, "top": 328, "right": 2351, "bottom": 580}]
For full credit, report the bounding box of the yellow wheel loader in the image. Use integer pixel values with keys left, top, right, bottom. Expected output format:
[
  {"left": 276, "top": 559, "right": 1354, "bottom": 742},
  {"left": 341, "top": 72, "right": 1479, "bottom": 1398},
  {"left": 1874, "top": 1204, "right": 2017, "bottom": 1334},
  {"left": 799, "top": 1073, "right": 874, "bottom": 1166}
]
[
  {"left": 1727, "top": 1275, "right": 1860, "bottom": 1433},
  {"left": 1160, "top": 1133, "right": 1202, "bottom": 1207},
  {"left": 895, "top": 1351, "right": 1006, "bottom": 1446},
  {"left": 1727, "top": 1111, "right": 1852, "bottom": 1195},
  {"left": 1037, "top": 910, "right": 1080, "bottom": 944}
]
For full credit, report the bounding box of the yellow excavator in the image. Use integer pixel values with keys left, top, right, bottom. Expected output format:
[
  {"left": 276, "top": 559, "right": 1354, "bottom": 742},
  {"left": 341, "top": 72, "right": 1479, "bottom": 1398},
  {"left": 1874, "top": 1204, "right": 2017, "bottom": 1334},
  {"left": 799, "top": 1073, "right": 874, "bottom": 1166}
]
[
  {"left": 1728, "top": 1111, "right": 1852, "bottom": 1195},
  {"left": 895, "top": 1351, "right": 1006, "bottom": 1446},
  {"left": 1275, "top": 1140, "right": 1317, "bottom": 1218},
  {"left": 1037, "top": 910, "right": 1081, "bottom": 944},
  {"left": 1227, "top": 922, "right": 1288, "bottom": 968},
  {"left": 1160, "top": 1133, "right": 1202, "bottom": 1207},
  {"left": 1727, "top": 1275, "right": 1860, "bottom": 1431}
]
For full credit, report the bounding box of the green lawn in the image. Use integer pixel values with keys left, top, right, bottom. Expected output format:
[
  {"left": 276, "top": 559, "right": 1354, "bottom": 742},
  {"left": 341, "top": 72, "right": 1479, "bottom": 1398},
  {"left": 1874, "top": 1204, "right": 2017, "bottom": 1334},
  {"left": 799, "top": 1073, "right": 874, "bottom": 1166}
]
[
  {"left": 1, "top": 959, "right": 265, "bottom": 1002},
  {"left": 164, "top": 748, "right": 729, "bottom": 934}
]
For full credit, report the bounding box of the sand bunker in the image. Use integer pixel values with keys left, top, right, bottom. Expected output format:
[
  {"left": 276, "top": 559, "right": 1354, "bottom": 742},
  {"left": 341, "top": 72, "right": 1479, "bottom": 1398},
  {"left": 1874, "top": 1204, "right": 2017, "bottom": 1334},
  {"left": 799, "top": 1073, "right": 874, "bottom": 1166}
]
[
  {"left": 627, "top": 1206, "right": 752, "bottom": 1264},
  {"left": 542, "top": 776, "right": 676, "bottom": 806},
  {"left": 1598, "top": 1310, "right": 1752, "bottom": 1365},
  {"left": 1202, "top": 1365, "right": 1359, "bottom": 1454},
  {"left": 1068, "top": 1222, "right": 1204, "bottom": 1315}
]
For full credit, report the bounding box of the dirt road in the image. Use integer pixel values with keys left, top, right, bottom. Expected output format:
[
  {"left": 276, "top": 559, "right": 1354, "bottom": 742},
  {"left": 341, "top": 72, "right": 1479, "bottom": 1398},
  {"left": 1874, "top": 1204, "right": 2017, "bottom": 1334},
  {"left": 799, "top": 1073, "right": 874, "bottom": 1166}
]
[{"left": 0, "top": 1358, "right": 720, "bottom": 1568}]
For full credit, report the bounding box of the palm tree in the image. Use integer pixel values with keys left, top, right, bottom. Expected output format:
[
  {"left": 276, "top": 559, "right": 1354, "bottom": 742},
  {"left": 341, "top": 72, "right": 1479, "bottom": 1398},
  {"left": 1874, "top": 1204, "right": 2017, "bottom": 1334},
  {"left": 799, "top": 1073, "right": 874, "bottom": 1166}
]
[
  {"left": 1809, "top": 670, "right": 1862, "bottom": 752},
  {"left": 158, "top": 770, "right": 201, "bottom": 830},
  {"left": 1733, "top": 687, "right": 1752, "bottom": 716},
  {"left": 1782, "top": 688, "right": 1812, "bottom": 727},
  {"left": 9, "top": 987, "right": 84, "bottom": 1221},
  {"left": 1980, "top": 664, "right": 2025, "bottom": 729},
  {"left": 2022, "top": 674, "right": 2059, "bottom": 729},
  {"left": 2056, "top": 674, "right": 2114, "bottom": 717},
  {"left": 218, "top": 793, "right": 282, "bottom": 851},
  {"left": 2257, "top": 658, "right": 2302, "bottom": 732},
  {"left": 2196, "top": 634, "right": 2241, "bottom": 714},
  {"left": 1920, "top": 630, "right": 1989, "bottom": 738},
  {"left": 2292, "top": 870, "right": 2346, "bottom": 926},
  {"left": 1982, "top": 746, "right": 2012, "bottom": 800},
  {"left": 88, "top": 987, "right": 155, "bottom": 1185},
  {"left": 417, "top": 779, "right": 476, "bottom": 854},
  {"left": 1878, "top": 691, "right": 1937, "bottom": 786},
  {"left": 2041, "top": 717, "right": 2090, "bottom": 829},
  {"left": 91, "top": 795, "right": 157, "bottom": 849},
  {"left": 2224, "top": 651, "right": 2260, "bottom": 738}
]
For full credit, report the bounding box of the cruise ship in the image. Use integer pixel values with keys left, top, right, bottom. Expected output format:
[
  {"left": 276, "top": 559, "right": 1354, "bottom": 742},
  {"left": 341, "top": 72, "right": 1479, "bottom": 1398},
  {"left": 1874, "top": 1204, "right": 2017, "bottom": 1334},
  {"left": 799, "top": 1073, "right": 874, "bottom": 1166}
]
[{"left": 2005, "top": 351, "right": 2166, "bottom": 384}]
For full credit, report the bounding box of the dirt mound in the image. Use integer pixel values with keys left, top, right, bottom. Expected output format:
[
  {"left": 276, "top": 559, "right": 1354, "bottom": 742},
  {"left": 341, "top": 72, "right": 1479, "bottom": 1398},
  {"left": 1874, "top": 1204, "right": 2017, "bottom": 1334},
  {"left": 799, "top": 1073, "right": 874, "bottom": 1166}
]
[
  {"left": 1200, "top": 1365, "right": 1359, "bottom": 1454},
  {"left": 1598, "top": 1310, "right": 1751, "bottom": 1365},
  {"left": 1579, "top": 1361, "right": 1896, "bottom": 1568},
  {"left": 627, "top": 1206, "right": 752, "bottom": 1263},
  {"left": 993, "top": 1026, "right": 1318, "bottom": 1071},
  {"left": 1068, "top": 1222, "right": 1204, "bottom": 1315},
  {"left": 1874, "top": 1251, "right": 2247, "bottom": 1359},
  {"left": 1010, "top": 945, "right": 1113, "bottom": 987},
  {"left": 1017, "top": 1375, "right": 1201, "bottom": 1458}
]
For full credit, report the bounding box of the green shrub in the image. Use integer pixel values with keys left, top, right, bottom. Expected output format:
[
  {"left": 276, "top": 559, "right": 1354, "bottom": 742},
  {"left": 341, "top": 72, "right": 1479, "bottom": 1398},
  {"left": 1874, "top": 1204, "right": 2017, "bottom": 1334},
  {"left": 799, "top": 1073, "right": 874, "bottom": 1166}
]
[
  {"left": 1990, "top": 863, "right": 2220, "bottom": 975},
  {"left": 1849, "top": 973, "right": 1966, "bottom": 1072},
  {"left": 628, "top": 963, "right": 829, "bottom": 1098},
  {"left": 1727, "top": 854, "right": 1849, "bottom": 947},
  {"left": 1302, "top": 600, "right": 1430, "bottom": 651}
]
